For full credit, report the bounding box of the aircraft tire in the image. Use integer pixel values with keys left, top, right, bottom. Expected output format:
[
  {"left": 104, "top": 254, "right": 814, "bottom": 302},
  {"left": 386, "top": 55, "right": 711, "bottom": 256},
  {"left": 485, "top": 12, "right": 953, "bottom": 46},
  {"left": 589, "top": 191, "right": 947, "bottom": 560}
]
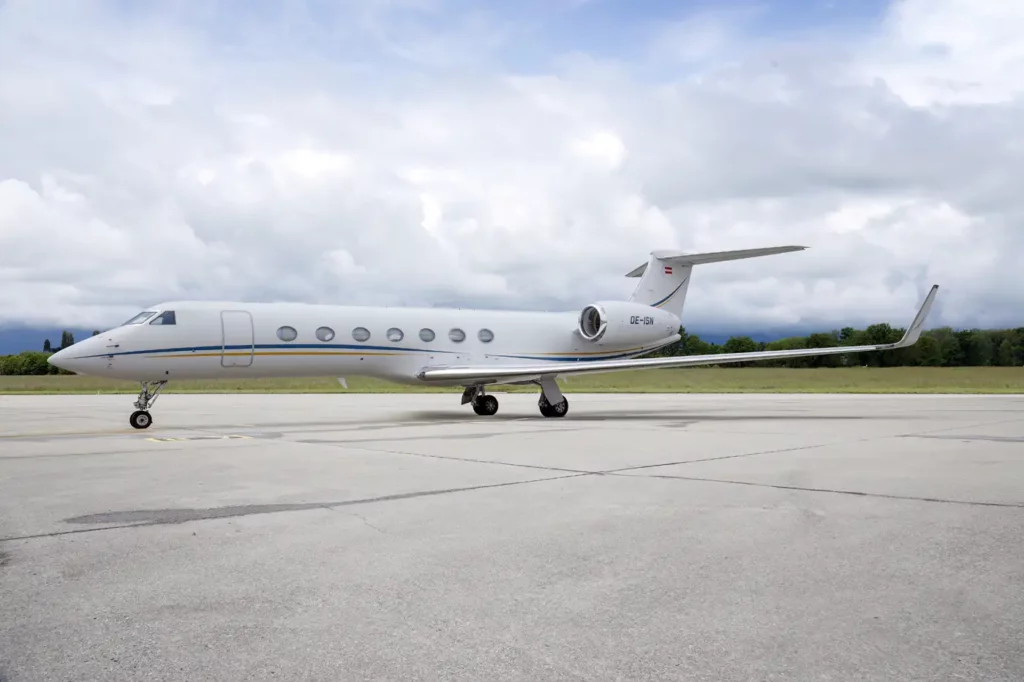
[
  {"left": 472, "top": 395, "right": 499, "bottom": 416},
  {"left": 538, "top": 396, "right": 568, "bottom": 418},
  {"left": 130, "top": 410, "right": 153, "bottom": 429}
]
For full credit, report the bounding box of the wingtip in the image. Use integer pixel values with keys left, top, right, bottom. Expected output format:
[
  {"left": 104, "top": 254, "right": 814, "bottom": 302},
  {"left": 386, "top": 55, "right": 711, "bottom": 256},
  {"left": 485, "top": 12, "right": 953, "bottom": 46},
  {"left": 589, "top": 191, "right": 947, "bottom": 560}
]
[{"left": 895, "top": 283, "right": 940, "bottom": 347}]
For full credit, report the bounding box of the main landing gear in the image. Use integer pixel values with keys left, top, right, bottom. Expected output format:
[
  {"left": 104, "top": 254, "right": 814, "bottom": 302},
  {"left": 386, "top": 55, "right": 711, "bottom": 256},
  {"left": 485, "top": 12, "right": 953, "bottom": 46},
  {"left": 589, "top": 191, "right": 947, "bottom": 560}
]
[
  {"left": 463, "top": 386, "right": 499, "bottom": 416},
  {"left": 538, "top": 393, "right": 569, "bottom": 418},
  {"left": 535, "top": 375, "right": 568, "bottom": 418},
  {"left": 129, "top": 380, "right": 166, "bottom": 429},
  {"left": 461, "top": 377, "right": 569, "bottom": 418},
  {"left": 473, "top": 394, "right": 499, "bottom": 416}
]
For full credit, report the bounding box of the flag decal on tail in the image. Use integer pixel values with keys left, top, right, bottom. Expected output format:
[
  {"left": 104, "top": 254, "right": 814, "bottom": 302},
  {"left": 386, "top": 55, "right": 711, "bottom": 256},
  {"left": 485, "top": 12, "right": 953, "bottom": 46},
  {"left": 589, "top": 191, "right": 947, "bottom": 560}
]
[{"left": 664, "top": 266, "right": 672, "bottom": 275}]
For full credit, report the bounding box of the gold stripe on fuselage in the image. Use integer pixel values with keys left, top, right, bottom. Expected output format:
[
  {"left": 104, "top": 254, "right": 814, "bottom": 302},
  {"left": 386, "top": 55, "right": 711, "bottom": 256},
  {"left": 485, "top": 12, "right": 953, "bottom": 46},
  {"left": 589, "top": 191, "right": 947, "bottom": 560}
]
[{"left": 143, "top": 345, "right": 657, "bottom": 361}]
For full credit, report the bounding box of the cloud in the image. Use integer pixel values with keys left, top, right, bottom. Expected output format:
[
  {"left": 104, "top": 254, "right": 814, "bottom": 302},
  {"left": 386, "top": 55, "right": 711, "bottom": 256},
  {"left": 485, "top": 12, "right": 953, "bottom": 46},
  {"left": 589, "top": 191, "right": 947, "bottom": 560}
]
[
  {"left": 0, "top": 0, "right": 1022, "bottom": 334},
  {"left": 860, "top": 0, "right": 1024, "bottom": 106}
]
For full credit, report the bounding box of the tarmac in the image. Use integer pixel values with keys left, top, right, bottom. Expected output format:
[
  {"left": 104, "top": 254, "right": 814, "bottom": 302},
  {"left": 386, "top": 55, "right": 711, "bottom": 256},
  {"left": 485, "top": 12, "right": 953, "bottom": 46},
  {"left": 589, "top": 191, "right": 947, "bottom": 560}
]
[{"left": 1, "top": 392, "right": 1023, "bottom": 681}]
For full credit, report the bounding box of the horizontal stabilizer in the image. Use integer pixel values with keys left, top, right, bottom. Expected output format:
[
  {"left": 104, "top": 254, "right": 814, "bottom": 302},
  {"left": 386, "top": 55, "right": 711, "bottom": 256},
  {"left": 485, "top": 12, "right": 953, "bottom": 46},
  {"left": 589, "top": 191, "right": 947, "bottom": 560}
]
[{"left": 625, "top": 246, "right": 807, "bottom": 277}]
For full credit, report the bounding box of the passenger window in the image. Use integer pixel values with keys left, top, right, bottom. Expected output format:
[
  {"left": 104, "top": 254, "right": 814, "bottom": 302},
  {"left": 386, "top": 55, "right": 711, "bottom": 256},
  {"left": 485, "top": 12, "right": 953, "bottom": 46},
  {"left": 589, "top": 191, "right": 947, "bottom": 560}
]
[
  {"left": 352, "top": 327, "right": 371, "bottom": 342},
  {"left": 316, "top": 326, "right": 335, "bottom": 342},
  {"left": 149, "top": 311, "right": 176, "bottom": 325},
  {"left": 419, "top": 328, "right": 435, "bottom": 342},
  {"left": 387, "top": 327, "right": 404, "bottom": 342},
  {"left": 277, "top": 326, "right": 298, "bottom": 342},
  {"left": 449, "top": 328, "right": 466, "bottom": 342},
  {"left": 478, "top": 328, "right": 494, "bottom": 343}
]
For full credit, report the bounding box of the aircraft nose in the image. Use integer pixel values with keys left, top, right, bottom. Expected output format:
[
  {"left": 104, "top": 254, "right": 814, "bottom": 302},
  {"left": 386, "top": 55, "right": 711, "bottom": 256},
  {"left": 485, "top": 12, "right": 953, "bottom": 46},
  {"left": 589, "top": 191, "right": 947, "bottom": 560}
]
[
  {"left": 47, "top": 338, "right": 106, "bottom": 374},
  {"left": 47, "top": 347, "right": 76, "bottom": 371}
]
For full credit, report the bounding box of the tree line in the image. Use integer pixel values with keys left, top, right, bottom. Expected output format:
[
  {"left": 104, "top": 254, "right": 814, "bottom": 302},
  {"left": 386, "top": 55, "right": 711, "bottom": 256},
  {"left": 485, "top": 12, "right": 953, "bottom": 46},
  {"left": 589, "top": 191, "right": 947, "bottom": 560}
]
[
  {"left": 1, "top": 331, "right": 100, "bottom": 376},
  {"left": 645, "top": 324, "right": 1024, "bottom": 368},
  {"left": 2, "top": 325, "right": 1023, "bottom": 376}
]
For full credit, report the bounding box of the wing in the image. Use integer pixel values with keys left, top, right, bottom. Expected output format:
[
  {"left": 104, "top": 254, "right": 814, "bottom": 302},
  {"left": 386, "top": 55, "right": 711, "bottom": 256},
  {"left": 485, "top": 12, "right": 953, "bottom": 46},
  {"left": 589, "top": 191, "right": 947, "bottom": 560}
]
[{"left": 416, "top": 285, "right": 940, "bottom": 385}]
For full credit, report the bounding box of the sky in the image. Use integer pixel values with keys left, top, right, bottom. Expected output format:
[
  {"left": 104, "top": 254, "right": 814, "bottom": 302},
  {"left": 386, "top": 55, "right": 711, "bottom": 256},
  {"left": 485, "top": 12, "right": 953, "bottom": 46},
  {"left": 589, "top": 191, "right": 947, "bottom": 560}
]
[{"left": 1, "top": 0, "right": 1023, "bottom": 352}]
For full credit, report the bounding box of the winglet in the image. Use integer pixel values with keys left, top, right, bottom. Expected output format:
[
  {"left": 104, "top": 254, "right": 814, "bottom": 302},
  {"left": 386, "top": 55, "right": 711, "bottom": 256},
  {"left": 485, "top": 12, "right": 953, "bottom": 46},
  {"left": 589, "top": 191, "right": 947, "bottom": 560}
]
[{"left": 892, "top": 284, "right": 940, "bottom": 348}]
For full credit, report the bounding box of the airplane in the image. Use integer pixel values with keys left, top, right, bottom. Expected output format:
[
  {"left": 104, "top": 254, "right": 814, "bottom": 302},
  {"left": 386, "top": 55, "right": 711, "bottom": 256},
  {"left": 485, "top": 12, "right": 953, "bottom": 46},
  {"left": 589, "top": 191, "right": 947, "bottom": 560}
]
[{"left": 47, "top": 245, "right": 940, "bottom": 430}]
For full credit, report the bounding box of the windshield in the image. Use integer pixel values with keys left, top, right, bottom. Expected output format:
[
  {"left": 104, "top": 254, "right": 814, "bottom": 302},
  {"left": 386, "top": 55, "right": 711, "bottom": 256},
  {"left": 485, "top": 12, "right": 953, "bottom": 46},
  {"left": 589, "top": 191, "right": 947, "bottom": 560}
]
[
  {"left": 149, "top": 311, "right": 176, "bottom": 325},
  {"left": 121, "top": 311, "right": 158, "bottom": 326}
]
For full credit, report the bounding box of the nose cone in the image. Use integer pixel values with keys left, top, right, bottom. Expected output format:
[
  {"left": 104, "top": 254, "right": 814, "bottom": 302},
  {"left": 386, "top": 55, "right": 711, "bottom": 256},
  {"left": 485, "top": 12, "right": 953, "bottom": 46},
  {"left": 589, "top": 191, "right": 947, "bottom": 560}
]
[
  {"left": 47, "top": 346, "right": 78, "bottom": 372},
  {"left": 47, "top": 337, "right": 106, "bottom": 374}
]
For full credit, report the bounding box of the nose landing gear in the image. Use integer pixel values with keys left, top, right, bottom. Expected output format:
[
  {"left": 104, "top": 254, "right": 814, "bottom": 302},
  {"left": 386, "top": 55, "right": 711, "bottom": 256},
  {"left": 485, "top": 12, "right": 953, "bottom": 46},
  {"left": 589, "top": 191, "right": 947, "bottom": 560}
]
[
  {"left": 129, "top": 410, "right": 152, "bottom": 429},
  {"left": 130, "top": 380, "right": 166, "bottom": 429}
]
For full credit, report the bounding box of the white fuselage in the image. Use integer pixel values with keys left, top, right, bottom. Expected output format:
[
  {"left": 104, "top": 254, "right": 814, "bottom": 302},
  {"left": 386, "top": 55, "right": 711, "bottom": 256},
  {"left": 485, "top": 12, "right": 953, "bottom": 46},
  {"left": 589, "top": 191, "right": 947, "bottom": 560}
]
[{"left": 52, "top": 300, "right": 682, "bottom": 386}]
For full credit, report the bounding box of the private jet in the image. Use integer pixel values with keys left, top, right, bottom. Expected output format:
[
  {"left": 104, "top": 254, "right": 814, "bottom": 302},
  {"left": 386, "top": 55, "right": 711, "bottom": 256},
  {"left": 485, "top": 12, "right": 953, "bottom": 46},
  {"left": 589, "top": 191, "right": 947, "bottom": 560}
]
[{"left": 47, "top": 246, "right": 939, "bottom": 429}]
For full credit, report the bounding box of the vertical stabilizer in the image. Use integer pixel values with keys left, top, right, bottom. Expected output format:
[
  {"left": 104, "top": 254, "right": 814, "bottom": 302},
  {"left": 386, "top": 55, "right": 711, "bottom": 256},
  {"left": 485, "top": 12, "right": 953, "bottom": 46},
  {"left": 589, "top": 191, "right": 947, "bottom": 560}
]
[
  {"left": 626, "top": 257, "right": 694, "bottom": 318},
  {"left": 626, "top": 246, "right": 807, "bottom": 318}
]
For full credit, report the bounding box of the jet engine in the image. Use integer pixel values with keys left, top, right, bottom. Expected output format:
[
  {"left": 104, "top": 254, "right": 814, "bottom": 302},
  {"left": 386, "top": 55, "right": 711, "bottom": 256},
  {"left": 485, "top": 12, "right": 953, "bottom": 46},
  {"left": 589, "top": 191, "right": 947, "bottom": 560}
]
[{"left": 576, "top": 301, "right": 679, "bottom": 346}]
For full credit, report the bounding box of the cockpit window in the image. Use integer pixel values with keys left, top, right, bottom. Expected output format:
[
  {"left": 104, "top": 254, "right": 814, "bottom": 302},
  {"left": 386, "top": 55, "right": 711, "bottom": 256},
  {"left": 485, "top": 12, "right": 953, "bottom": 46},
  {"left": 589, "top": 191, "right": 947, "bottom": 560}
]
[
  {"left": 121, "top": 311, "right": 157, "bottom": 326},
  {"left": 149, "top": 311, "right": 176, "bottom": 325}
]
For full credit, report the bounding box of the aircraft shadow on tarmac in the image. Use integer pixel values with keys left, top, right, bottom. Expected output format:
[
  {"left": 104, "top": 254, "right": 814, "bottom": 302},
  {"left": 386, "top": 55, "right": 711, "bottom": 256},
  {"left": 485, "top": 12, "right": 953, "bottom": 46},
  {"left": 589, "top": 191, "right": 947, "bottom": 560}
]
[
  {"left": 400, "top": 410, "right": 877, "bottom": 423},
  {"left": 178, "top": 411, "right": 881, "bottom": 434}
]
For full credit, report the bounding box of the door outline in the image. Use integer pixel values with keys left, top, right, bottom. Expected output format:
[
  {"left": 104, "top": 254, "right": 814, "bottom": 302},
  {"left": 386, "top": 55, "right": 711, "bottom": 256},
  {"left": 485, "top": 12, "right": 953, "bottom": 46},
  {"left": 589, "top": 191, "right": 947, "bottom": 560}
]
[{"left": 221, "top": 310, "right": 254, "bottom": 367}]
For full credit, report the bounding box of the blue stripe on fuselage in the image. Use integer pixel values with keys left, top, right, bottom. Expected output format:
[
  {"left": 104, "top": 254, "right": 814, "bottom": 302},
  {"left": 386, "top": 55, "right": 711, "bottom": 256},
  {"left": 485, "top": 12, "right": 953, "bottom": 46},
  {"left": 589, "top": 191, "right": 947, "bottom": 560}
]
[
  {"left": 71, "top": 342, "right": 654, "bottom": 363},
  {"left": 72, "top": 342, "right": 451, "bottom": 359}
]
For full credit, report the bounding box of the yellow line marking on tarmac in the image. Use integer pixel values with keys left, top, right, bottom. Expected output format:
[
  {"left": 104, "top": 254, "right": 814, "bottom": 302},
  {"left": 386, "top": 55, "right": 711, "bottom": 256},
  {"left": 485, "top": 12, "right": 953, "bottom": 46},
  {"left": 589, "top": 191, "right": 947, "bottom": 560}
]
[
  {"left": 145, "top": 434, "right": 254, "bottom": 442},
  {"left": 0, "top": 429, "right": 258, "bottom": 441},
  {"left": 0, "top": 429, "right": 139, "bottom": 440}
]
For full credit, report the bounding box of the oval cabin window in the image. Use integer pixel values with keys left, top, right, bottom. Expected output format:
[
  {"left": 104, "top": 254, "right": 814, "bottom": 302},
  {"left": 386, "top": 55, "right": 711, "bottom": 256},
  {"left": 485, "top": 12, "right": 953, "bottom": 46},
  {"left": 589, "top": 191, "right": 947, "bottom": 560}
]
[
  {"left": 449, "top": 328, "right": 466, "bottom": 343},
  {"left": 316, "top": 326, "right": 335, "bottom": 342},
  {"left": 386, "top": 327, "right": 404, "bottom": 342},
  {"left": 352, "top": 327, "right": 371, "bottom": 342},
  {"left": 478, "top": 328, "right": 494, "bottom": 343},
  {"left": 419, "top": 328, "right": 435, "bottom": 342},
  {"left": 277, "top": 326, "right": 298, "bottom": 342}
]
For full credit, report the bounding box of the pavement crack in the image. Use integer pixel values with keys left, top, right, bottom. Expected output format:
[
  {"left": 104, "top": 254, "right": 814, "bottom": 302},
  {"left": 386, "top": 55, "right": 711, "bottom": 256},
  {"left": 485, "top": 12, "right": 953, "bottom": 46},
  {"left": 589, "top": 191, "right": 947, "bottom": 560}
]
[
  {"left": 0, "top": 523, "right": 165, "bottom": 543},
  {"left": 0, "top": 473, "right": 590, "bottom": 543},
  {"left": 620, "top": 472, "right": 1024, "bottom": 509},
  {"left": 599, "top": 414, "right": 1024, "bottom": 475},
  {"left": 284, "top": 434, "right": 597, "bottom": 475},
  {"left": 897, "top": 416, "right": 1024, "bottom": 439},
  {"left": 600, "top": 440, "right": 853, "bottom": 474},
  {"left": 338, "top": 443, "right": 596, "bottom": 475},
  {"left": 337, "top": 510, "right": 389, "bottom": 535}
]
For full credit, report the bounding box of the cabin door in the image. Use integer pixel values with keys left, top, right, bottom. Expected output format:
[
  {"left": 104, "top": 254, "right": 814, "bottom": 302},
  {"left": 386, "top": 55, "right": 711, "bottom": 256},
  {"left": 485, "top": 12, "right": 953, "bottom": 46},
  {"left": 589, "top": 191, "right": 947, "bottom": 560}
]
[{"left": 220, "top": 310, "right": 254, "bottom": 367}]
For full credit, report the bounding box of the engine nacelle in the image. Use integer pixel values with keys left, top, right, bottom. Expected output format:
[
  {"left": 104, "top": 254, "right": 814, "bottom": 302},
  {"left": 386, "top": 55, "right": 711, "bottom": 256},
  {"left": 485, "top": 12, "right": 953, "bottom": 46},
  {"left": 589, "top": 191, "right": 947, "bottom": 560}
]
[{"left": 576, "top": 300, "right": 680, "bottom": 346}]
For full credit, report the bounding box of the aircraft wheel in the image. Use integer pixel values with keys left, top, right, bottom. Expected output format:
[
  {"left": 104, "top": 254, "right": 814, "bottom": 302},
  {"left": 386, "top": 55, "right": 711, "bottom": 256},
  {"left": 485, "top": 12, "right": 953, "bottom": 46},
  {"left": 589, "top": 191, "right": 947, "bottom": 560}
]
[
  {"left": 130, "top": 410, "right": 153, "bottom": 430},
  {"left": 538, "top": 396, "right": 568, "bottom": 418},
  {"left": 472, "top": 395, "right": 499, "bottom": 416}
]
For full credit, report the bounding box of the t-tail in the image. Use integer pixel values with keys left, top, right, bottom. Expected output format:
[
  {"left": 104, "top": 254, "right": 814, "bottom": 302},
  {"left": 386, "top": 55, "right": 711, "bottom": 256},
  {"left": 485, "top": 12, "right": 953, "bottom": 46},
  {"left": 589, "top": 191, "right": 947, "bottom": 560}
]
[{"left": 625, "top": 245, "right": 808, "bottom": 318}]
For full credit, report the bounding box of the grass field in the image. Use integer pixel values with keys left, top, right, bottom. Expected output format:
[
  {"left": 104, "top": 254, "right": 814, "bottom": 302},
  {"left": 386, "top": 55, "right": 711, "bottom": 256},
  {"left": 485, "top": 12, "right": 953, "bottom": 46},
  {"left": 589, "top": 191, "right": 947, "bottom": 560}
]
[{"left": 1, "top": 367, "right": 1023, "bottom": 394}]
